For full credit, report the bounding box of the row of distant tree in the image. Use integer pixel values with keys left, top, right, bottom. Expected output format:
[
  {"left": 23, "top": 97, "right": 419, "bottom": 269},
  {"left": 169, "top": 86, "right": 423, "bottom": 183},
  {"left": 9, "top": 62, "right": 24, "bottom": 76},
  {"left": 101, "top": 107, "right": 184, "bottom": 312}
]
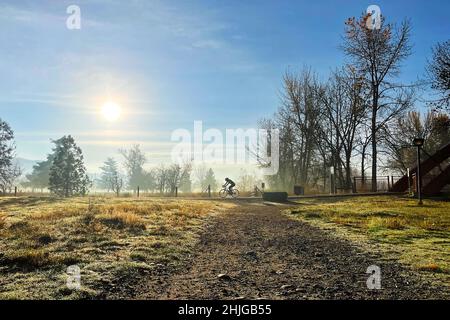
[
  {"left": 0, "top": 124, "right": 262, "bottom": 196},
  {"left": 21, "top": 142, "right": 221, "bottom": 196},
  {"left": 259, "top": 13, "right": 450, "bottom": 192},
  {"left": 95, "top": 145, "right": 221, "bottom": 196},
  {"left": 0, "top": 131, "right": 90, "bottom": 196},
  {"left": 92, "top": 148, "right": 262, "bottom": 196}
]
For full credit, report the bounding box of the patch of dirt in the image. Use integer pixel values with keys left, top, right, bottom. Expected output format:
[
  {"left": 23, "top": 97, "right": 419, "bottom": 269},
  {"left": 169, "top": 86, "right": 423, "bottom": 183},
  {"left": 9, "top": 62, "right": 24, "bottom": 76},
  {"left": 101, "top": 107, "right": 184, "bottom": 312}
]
[{"left": 133, "top": 203, "right": 448, "bottom": 299}]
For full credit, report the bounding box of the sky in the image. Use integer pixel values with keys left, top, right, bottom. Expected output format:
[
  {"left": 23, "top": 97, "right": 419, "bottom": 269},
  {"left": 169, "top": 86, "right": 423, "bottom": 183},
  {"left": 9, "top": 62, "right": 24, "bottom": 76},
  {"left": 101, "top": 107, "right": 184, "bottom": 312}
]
[{"left": 0, "top": 0, "right": 449, "bottom": 175}]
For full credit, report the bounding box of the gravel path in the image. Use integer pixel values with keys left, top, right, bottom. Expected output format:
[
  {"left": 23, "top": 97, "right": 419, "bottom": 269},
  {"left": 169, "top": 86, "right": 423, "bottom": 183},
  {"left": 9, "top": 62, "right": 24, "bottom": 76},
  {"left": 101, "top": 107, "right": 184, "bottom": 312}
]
[{"left": 139, "top": 202, "right": 447, "bottom": 300}]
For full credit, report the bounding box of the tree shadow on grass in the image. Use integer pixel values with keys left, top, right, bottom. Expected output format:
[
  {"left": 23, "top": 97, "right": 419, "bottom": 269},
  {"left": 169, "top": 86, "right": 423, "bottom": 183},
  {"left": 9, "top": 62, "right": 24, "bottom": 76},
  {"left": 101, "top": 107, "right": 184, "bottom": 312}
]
[{"left": 0, "top": 196, "right": 62, "bottom": 208}]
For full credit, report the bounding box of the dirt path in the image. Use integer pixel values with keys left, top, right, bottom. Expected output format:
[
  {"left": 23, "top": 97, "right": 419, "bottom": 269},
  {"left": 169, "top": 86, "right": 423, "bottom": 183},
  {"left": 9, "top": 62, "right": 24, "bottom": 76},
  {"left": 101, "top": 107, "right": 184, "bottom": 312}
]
[{"left": 138, "top": 202, "right": 447, "bottom": 300}]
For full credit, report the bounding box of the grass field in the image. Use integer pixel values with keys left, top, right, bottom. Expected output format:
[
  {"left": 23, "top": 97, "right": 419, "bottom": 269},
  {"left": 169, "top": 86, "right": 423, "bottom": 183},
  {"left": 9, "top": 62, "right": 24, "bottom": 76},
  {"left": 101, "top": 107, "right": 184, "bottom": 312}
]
[
  {"left": 1, "top": 194, "right": 448, "bottom": 299},
  {"left": 287, "top": 195, "right": 450, "bottom": 286},
  {"left": 0, "top": 196, "right": 233, "bottom": 299}
]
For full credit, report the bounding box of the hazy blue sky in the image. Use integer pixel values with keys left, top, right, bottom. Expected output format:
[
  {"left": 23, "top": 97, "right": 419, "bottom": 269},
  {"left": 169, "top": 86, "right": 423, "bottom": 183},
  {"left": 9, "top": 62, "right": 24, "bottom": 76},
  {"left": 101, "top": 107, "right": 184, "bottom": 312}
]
[{"left": 0, "top": 0, "right": 448, "bottom": 172}]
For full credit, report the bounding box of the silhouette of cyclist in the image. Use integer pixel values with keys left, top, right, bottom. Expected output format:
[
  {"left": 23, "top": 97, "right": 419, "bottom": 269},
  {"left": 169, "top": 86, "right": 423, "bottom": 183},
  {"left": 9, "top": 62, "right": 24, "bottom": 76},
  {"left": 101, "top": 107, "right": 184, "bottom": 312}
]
[{"left": 223, "top": 177, "right": 235, "bottom": 195}]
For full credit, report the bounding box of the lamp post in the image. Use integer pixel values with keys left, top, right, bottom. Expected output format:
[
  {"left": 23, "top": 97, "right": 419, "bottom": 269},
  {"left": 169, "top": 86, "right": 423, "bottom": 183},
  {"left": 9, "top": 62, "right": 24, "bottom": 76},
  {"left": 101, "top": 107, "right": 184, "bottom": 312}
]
[
  {"left": 413, "top": 137, "right": 424, "bottom": 205},
  {"left": 330, "top": 166, "right": 335, "bottom": 194}
]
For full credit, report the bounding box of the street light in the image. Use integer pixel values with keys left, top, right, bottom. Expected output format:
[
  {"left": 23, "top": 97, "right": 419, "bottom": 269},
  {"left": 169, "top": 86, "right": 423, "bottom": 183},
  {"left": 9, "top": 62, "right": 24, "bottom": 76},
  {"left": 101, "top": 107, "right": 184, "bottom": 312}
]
[
  {"left": 413, "top": 138, "right": 424, "bottom": 147},
  {"left": 413, "top": 137, "right": 424, "bottom": 205},
  {"left": 330, "top": 166, "right": 335, "bottom": 194}
]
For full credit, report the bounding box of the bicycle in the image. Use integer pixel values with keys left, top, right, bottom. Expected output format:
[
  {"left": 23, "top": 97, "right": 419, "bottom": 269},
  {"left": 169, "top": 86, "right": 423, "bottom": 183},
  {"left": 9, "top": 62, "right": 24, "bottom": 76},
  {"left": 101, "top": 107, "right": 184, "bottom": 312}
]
[{"left": 219, "top": 186, "right": 239, "bottom": 198}]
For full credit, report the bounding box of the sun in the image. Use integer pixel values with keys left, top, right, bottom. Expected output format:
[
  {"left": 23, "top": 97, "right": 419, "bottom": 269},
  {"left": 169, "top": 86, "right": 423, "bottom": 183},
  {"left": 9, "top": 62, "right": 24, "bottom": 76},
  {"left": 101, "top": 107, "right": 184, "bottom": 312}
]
[{"left": 101, "top": 101, "right": 121, "bottom": 122}]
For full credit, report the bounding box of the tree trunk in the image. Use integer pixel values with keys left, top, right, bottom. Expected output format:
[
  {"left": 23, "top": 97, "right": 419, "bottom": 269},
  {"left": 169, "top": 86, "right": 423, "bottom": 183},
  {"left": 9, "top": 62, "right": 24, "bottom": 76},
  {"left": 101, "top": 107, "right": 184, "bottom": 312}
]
[
  {"left": 371, "top": 131, "right": 377, "bottom": 192},
  {"left": 345, "top": 154, "right": 352, "bottom": 190},
  {"left": 371, "top": 86, "right": 379, "bottom": 192},
  {"left": 361, "top": 145, "right": 366, "bottom": 184}
]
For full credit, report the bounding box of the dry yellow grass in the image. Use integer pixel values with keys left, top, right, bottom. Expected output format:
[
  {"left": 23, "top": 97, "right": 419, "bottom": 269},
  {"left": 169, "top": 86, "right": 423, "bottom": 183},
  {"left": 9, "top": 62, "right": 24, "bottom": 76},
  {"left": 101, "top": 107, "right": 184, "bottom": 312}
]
[
  {"left": 367, "top": 217, "right": 407, "bottom": 230},
  {"left": 0, "top": 214, "right": 6, "bottom": 229},
  {"left": 0, "top": 196, "right": 233, "bottom": 299},
  {"left": 287, "top": 195, "right": 450, "bottom": 286},
  {"left": 417, "top": 263, "right": 442, "bottom": 273},
  {"left": 96, "top": 211, "right": 146, "bottom": 230}
]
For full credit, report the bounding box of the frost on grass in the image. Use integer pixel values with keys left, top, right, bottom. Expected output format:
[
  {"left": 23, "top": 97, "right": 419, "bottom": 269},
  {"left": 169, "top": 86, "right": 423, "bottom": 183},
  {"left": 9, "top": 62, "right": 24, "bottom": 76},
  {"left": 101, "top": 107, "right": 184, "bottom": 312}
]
[
  {"left": 287, "top": 196, "right": 450, "bottom": 286},
  {"left": 0, "top": 196, "right": 232, "bottom": 299}
]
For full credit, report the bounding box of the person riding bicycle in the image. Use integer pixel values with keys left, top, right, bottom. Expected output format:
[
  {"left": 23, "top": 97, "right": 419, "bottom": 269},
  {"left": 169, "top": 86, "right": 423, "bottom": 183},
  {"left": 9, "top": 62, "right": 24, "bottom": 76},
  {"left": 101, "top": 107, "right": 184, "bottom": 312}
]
[{"left": 223, "top": 177, "right": 236, "bottom": 195}]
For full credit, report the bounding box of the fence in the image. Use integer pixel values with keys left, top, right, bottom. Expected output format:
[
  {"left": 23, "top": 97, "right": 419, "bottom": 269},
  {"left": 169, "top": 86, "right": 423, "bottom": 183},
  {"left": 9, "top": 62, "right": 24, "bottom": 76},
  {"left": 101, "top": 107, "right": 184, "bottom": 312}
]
[
  {"left": 202, "top": 185, "right": 213, "bottom": 198},
  {"left": 0, "top": 186, "right": 21, "bottom": 197},
  {"left": 352, "top": 176, "right": 403, "bottom": 193}
]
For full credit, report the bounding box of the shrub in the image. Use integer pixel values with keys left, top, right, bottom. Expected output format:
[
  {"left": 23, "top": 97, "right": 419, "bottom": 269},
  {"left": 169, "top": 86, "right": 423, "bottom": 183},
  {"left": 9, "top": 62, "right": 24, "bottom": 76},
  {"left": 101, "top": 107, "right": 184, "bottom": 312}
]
[{"left": 36, "top": 234, "right": 54, "bottom": 245}]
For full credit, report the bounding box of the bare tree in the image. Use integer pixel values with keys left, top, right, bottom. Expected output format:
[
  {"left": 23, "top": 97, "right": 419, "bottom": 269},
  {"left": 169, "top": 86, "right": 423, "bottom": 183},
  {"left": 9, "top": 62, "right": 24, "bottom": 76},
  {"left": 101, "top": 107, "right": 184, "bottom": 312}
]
[
  {"left": 355, "top": 124, "right": 372, "bottom": 183},
  {"left": 119, "top": 144, "right": 146, "bottom": 191},
  {"left": 193, "top": 163, "right": 208, "bottom": 190},
  {"left": 0, "top": 161, "right": 21, "bottom": 194},
  {"left": 318, "top": 66, "right": 369, "bottom": 189},
  {"left": 383, "top": 111, "right": 450, "bottom": 174},
  {"left": 151, "top": 162, "right": 194, "bottom": 194},
  {"left": 237, "top": 169, "right": 261, "bottom": 192},
  {"left": 278, "top": 67, "right": 322, "bottom": 189},
  {"left": 154, "top": 164, "right": 168, "bottom": 194},
  {"left": 0, "top": 118, "right": 17, "bottom": 193},
  {"left": 342, "top": 13, "right": 413, "bottom": 190},
  {"left": 426, "top": 40, "right": 450, "bottom": 111},
  {"left": 166, "top": 164, "right": 182, "bottom": 195}
]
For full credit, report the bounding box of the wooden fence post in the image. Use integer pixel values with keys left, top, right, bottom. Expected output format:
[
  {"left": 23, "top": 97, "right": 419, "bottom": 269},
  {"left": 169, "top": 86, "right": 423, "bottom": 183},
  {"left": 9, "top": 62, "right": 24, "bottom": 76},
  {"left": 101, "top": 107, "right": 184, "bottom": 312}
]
[
  {"left": 353, "top": 177, "right": 357, "bottom": 193},
  {"left": 14, "top": 186, "right": 17, "bottom": 197},
  {"left": 208, "top": 184, "right": 211, "bottom": 198},
  {"left": 175, "top": 186, "right": 178, "bottom": 197},
  {"left": 137, "top": 186, "right": 140, "bottom": 198}
]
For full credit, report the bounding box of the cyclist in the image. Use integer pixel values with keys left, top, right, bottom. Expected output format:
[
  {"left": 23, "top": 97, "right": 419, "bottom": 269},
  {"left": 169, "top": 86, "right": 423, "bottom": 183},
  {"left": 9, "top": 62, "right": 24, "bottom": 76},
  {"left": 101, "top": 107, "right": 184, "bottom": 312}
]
[{"left": 223, "top": 177, "right": 236, "bottom": 195}]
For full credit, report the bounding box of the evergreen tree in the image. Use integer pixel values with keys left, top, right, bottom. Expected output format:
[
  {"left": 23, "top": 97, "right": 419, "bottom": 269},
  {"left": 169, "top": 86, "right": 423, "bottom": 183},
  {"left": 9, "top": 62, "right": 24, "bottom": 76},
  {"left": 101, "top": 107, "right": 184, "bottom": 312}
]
[
  {"left": 25, "top": 155, "right": 54, "bottom": 192},
  {"left": 49, "top": 135, "right": 90, "bottom": 197},
  {"left": 204, "top": 168, "right": 218, "bottom": 191},
  {"left": 99, "top": 157, "right": 123, "bottom": 196},
  {"left": 179, "top": 165, "right": 192, "bottom": 193}
]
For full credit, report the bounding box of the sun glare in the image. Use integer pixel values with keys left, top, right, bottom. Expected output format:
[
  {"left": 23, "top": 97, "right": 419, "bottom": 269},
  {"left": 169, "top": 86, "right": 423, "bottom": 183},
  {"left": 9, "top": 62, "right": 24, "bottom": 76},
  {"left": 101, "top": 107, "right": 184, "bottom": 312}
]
[{"left": 101, "top": 101, "right": 121, "bottom": 122}]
